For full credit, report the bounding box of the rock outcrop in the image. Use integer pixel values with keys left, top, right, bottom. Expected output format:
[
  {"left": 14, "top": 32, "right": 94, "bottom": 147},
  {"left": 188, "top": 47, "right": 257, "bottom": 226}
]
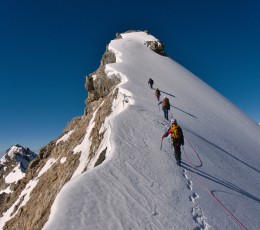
[
  {"left": 0, "top": 34, "right": 120, "bottom": 230},
  {"left": 144, "top": 40, "right": 166, "bottom": 56},
  {"left": 117, "top": 30, "right": 166, "bottom": 56},
  {"left": 0, "top": 30, "right": 165, "bottom": 230}
]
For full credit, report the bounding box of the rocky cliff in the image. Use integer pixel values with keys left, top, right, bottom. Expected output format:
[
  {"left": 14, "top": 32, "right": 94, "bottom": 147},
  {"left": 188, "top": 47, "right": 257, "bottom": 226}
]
[{"left": 0, "top": 30, "right": 165, "bottom": 229}]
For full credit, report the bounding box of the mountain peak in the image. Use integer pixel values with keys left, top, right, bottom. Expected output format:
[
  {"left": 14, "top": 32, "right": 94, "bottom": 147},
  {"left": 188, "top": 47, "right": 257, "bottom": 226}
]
[
  {"left": 116, "top": 30, "right": 166, "bottom": 56},
  {"left": 1, "top": 31, "right": 260, "bottom": 230}
]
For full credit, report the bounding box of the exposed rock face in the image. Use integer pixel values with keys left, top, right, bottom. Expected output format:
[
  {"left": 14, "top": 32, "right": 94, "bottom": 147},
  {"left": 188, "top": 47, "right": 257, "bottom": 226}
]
[
  {"left": 0, "top": 156, "right": 16, "bottom": 191},
  {"left": 85, "top": 75, "right": 94, "bottom": 92},
  {"left": 0, "top": 30, "right": 164, "bottom": 229},
  {"left": 1, "top": 33, "right": 120, "bottom": 230},
  {"left": 144, "top": 40, "right": 166, "bottom": 56},
  {"left": 84, "top": 46, "right": 118, "bottom": 113},
  {"left": 117, "top": 30, "right": 166, "bottom": 56}
]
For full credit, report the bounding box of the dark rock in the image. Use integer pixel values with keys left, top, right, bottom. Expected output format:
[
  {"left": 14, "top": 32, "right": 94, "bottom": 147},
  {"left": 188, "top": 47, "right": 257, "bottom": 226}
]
[
  {"left": 144, "top": 40, "right": 166, "bottom": 56},
  {"left": 85, "top": 75, "right": 94, "bottom": 92},
  {"left": 94, "top": 148, "right": 107, "bottom": 167}
]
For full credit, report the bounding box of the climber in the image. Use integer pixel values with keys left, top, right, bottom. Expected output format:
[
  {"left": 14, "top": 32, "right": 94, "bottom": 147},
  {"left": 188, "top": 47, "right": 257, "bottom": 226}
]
[
  {"left": 155, "top": 88, "right": 161, "bottom": 101},
  {"left": 158, "top": 96, "right": 170, "bottom": 120},
  {"left": 148, "top": 78, "right": 154, "bottom": 89},
  {"left": 162, "top": 119, "right": 184, "bottom": 166}
]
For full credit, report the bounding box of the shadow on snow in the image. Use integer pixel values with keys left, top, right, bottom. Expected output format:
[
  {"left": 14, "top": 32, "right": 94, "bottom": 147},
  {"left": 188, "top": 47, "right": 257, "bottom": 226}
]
[
  {"left": 181, "top": 162, "right": 260, "bottom": 203},
  {"left": 184, "top": 129, "right": 260, "bottom": 175},
  {"left": 171, "top": 105, "right": 197, "bottom": 118}
]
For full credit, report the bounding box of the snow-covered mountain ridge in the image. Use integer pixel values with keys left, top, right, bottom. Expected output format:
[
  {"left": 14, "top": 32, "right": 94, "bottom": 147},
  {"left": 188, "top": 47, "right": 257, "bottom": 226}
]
[
  {"left": 1, "top": 31, "right": 260, "bottom": 230},
  {"left": 0, "top": 144, "right": 37, "bottom": 180},
  {"left": 0, "top": 144, "right": 37, "bottom": 224}
]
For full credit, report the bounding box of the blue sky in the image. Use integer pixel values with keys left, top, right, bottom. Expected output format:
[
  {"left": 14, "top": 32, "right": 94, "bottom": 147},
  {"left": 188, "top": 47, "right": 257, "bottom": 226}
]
[{"left": 1, "top": 0, "right": 259, "bottom": 154}]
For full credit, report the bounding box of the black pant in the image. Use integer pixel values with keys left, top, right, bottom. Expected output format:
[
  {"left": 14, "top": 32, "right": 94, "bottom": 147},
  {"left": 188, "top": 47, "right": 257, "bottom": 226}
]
[
  {"left": 163, "top": 109, "right": 169, "bottom": 120},
  {"left": 173, "top": 142, "right": 181, "bottom": 160}
]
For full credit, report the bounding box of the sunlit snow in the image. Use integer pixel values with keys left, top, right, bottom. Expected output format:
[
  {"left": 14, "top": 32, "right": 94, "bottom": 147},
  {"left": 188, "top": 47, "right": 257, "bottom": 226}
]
[
  {"left": 56, "top": 130, "right": 74, "bottom": 145},
  {"left": 40, "top": 31, "right": 260, "bottom": 230},
  {"left": 4, "top": 165, "right": 25, "bottom": 184}
]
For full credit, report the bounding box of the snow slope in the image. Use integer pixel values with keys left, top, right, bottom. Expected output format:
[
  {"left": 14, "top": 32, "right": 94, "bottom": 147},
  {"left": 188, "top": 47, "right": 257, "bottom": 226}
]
[{"left": 43, "top": 32, "right": 260, "bottom": 230}]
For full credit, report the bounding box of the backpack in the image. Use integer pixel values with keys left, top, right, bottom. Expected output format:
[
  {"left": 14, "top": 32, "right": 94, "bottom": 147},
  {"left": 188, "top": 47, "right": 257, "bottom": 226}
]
[
  {"left": 171, "top": 125, "right": 183, "bottom": 141},
  {"left": 162, "top": 97, "right": 169, "bottom": 109}
]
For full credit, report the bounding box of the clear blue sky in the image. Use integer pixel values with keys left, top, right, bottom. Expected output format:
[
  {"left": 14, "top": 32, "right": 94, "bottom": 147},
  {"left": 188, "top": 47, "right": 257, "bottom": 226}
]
[{"left": 1, "top": 0, "right": 259, "bottom": 154}]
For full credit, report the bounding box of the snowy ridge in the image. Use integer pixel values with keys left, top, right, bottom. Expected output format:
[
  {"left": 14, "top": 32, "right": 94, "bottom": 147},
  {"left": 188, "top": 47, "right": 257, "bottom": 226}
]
[
  {"left": 85, "top": 72, "right": 134, "bottom": 171},
  {"left": 43, "top": 31, "right": 260, "bottom": 230}
]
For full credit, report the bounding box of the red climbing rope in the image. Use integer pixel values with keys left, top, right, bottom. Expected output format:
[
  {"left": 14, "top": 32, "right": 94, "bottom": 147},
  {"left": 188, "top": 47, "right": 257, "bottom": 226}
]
[
  {"left": 184, "top": 137, "right": 202, "bottom": 167},
  {"left": 183, "top": 137, "right": 247, "bottom": 230}
]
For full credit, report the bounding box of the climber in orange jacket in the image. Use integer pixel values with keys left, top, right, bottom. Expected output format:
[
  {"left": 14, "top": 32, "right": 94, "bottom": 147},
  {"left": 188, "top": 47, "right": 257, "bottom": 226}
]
[{"left": 162, "top": 119, "right": 184, "bottom": 165}]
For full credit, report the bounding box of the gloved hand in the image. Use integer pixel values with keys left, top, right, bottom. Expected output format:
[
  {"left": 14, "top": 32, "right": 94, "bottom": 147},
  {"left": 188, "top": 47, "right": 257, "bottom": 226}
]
[{"left": 161, "top": 135, "right": 165, "bottom": 139}]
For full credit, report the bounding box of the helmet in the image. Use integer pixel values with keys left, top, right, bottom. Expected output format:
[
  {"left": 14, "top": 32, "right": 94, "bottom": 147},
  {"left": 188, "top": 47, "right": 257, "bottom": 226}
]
[{"left": 171, "top": 119, "right": 177, "bottom": 124}]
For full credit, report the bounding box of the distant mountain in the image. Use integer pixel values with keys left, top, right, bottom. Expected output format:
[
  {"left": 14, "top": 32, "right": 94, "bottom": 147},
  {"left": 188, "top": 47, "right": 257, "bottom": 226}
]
[
  {"left": 0, "top": 31, "right": 259, "bottom": 230},
  {"left": 0, "top": 144, "right": 37, "bottom": 172},
  {"left": 0, "top": 144, "right": 37, "bottom": 205}
]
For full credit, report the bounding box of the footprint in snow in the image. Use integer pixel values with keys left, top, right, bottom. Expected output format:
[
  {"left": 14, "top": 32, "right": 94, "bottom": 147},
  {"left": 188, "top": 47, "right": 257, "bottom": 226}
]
[
  {"left": 182, "top": 169, "right": 188, "bottom": 177},
  {"left": 191, "top": 206, "right": 210, "bottom": 230},
  {"left": 187, "top": 179, "right": 193, "bottom": 190},
  {"left": 182, "top": 172, "right": 188, "bottom": 179},
  {"left": 181, "top": 169, "right": 193, "bottom": 190},
  {"left": 189, "top": 192, "right": 199, "bottom": 203}
]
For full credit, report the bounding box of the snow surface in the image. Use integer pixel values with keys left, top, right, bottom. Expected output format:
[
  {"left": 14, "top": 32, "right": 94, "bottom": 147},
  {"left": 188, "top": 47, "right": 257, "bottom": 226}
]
[
  {"left": 0, "top": 186, "right": 12, "bottom": 195},
  {"left": 38, "top": 158, "right": 58, "bottom": 177},
  {"left": 41, "top": 31, "right": 260, "bottom": 230},
  {"left": 4, "top": 165, "right": 25, "bottom": 184},
  {"left": 56, "top": 130, "right": 74, "bottom": 145},
  {"left": 0, "top": 155, "right": 7, "bottom": 165},
  {"left": 60, "top": 157, "right": 67, "bottom": 164},
  {"left": 7, "top": 146, "right": 21, "bottom": 158}
]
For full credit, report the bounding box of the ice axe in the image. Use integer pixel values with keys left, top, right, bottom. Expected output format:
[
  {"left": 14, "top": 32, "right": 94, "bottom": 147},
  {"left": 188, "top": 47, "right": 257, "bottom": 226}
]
[{"left": 160, "top": 138, "right": 163, "bottom": 150}]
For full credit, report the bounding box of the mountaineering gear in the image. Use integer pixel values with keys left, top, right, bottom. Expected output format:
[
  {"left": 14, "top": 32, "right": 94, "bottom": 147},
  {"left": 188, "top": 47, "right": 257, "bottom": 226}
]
[
  {"left": 169, "top": 123, "right": 184, "bottom": 145},
  {"left": 162, "top": 120, "right": 184, "bottom": 165},
  {"left": 171, "top": 119, "right": 177, "bottom": 124},
  {"left": 158, "top": 97, "right": 170, "bottom": 120},
  {"left": 173, "top": 142, "right": 182, "bottom": 165},
  {"left": 148, "top": 78, "right": 154, "bottom": 88},
  {"left": 155, "top": 88, "right": 161, "bottom": 101},
  {"left": 162, "top": 97, "right": 170, "bottom": 109},
  {"left": 160, "top": 139, "right": 163, "bottom": 150}
]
